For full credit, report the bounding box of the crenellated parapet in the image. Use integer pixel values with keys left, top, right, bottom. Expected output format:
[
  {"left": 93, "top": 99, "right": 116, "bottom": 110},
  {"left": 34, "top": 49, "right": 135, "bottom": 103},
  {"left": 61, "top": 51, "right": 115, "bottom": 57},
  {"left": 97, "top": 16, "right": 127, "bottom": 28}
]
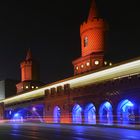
[
  {"left": 80, "top": 18, "right": 107, "bottom": 35},
  {"left": 20, "top": 60, "right": 33, "bottom": 67}
]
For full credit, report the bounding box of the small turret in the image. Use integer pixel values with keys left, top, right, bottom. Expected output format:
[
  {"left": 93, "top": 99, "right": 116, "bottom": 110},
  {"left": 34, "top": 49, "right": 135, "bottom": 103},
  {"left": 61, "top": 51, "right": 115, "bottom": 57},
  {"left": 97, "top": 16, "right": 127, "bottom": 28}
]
[{"left": 16, "top": 49, "right": 44, "bottom": 93}]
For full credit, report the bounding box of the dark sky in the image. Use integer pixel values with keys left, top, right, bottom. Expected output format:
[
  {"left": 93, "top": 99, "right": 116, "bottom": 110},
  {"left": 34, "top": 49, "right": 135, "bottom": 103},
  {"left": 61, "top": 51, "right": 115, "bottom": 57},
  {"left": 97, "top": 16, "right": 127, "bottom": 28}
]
[{"left": 0, "top": 0, "right": 140, "bottom": 84}]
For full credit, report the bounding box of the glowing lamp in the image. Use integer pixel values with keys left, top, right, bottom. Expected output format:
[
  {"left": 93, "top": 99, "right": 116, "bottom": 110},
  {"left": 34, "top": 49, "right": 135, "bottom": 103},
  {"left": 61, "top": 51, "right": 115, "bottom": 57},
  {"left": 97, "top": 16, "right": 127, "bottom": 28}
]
[
  {"left": 81, "top": 64, "right": 84, "bottom": 68},
  {"left": 32, "top": 107, "right": 36, "bottom": 111},
  {"left": 104, "top": 61, "right": 107, "bottom": 65},
  {"left": 86, "top": 62, "right": 90, "bottom": 66},
  {"left": 109, "top": 62, "right": 112, "bottom": 66},
  {"left": 95, "top": 60, "right": 99, "bottom": 65}
]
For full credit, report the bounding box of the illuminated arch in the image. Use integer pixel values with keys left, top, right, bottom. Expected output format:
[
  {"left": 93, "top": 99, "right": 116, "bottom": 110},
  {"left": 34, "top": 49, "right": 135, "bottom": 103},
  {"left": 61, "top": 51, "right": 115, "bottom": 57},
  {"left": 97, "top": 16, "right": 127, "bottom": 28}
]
[
  {"left": 11, "top": 108, "right": 27, "bottom": 122},
  {"left": 84, "top": 103, "right": 96, "bottom": 124},
  {"left": 53, "top": 106, "right": 61, "bottom": 123},
  {"left": 11, "top": 104, "right": 45, "bottom": 122},
  {"left": 99, "top": 101, "right": 113, "bottom": 124},
  {"left": 117, "top": 99, "right": 135, "bottom": 124},
  {"left": 30, "top": 104, "right": 44, "bottom": 122},
  {"left": 72, "top": 104, "right": 82, "bottom": 123}
]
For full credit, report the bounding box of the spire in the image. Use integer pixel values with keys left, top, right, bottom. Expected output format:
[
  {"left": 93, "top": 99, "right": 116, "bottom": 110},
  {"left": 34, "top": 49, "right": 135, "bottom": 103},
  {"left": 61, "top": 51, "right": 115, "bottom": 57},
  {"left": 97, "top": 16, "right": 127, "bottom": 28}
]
[
  {"left": 26, "top": 48, "right": 32, "bottom": 60},
  {"left": 88, "top": 0, "right": 98, "bottom": 21}
]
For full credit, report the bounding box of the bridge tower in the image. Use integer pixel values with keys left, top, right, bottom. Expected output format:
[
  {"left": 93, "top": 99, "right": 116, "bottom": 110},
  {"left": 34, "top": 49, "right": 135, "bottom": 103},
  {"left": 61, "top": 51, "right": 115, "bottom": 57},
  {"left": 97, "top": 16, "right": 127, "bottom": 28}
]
[
  {"left": 72, "top": 0, "right": 108, "bottom": 75},
  {"left": 16, "top": 49, "right": 44, "bottom": 93}
]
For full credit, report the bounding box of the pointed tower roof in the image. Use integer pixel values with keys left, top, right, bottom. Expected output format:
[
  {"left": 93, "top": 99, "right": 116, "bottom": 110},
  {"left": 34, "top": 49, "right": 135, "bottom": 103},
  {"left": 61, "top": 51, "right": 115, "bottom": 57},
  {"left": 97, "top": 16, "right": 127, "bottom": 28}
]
[
  {"left": 88, "top": 0, "right": 98, "bottom": 21},
  {"left": 26, "top": 48, "right": 32, "bottom": 60}
]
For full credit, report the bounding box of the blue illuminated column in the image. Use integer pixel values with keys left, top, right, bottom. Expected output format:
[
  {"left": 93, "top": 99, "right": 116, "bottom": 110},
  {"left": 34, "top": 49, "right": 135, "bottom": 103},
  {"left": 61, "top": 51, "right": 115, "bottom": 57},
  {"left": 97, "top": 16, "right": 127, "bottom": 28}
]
[
  {"left": 72, "top": 104, "right": 82, "bottom": 123},
  {"left": 84, "top": 103, "right": 96, "bottom": 124},
  {"left": 53, "top": 106, "right": 61, "bottom": 123},
  {"left": 117, "top": 99, "right": 134, "bottom": 124},
  {"left": 99, "top": 101, "right": 113, "bottom": 124}
]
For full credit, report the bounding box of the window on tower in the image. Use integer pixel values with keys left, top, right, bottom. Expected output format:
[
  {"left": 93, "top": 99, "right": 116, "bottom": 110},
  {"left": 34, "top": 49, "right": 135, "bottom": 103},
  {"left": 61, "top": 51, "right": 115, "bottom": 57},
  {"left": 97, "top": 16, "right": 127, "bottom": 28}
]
[{"left": 84, "top": 36, "right": 88, "bottom": 47}]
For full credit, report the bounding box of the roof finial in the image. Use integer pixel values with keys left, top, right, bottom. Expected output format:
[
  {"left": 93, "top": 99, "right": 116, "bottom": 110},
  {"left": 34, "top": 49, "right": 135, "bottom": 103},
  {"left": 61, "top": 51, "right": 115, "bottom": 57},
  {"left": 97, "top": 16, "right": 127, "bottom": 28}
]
[
  {"left": 88, "top": 0, "right": 98, "bottom": 21},
  {"left": 26, "top": 48, "right": 32, "bottom": 60}
]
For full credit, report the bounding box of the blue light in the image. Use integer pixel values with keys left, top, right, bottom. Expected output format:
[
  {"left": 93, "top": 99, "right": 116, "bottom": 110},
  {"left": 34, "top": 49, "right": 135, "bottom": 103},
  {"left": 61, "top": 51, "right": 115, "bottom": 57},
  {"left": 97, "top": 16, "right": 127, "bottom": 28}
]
[
  {"left": 84, "top": 103, "right": 96, "bottom": 124},
  {"left": 104, "top": 102, "right": 111, "bottom": 109},
  {"left": 12, "top": 112, "right": 24, "bottom": 122},
  {"left": 122, "top": 100, "right": 133, "bottom": 112},
  {"left": 72, "top": 104, "right": 82, "bottom": 123},
  {"left": 30, "top": 104, "right": 44, "bottom": 122},
  {"left": 53, "top": 106, "right": 61, "bottom": 123},
  {"left": 14, "top": 113, "right": 19, "bottom": 117},
  {"left": 117, "top": 99, "right": 135, "bottom": 124},
  {"left": 32, "top": 107, "right": 36, "bottom": 111},
  {"left": 9, "top": 104, "right": 45, "bottom": 123},
  {"left": 9, "top": 110, "right": 12, "bottom": 115},
  {"left": 99, "top": 101, "right": 113, "bottom": 124}
]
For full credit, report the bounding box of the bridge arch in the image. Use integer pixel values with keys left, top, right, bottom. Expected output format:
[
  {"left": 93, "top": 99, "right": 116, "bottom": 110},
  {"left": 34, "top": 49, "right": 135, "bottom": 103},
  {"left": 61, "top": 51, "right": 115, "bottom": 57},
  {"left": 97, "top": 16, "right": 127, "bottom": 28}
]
[
  {"left": 84, "top": 103, "right": 96, "bottom": 124},
  {"left": 117, "top": 99, "right": 135, "bottom": 124},
  {"left": 99, "top": 101, "right": 113, "bottom": 124},
  {"left": 9, "top": 104, "right": 44, "bottom": 122},
  {"left": 72, "top": 104, "right": 82, "bottom": 123},
  {"left": 53, "top": 106, "right": 61, "bottom": 123},
  {"left": 11, "top": 108, "right": 26, "bottom": 122}
]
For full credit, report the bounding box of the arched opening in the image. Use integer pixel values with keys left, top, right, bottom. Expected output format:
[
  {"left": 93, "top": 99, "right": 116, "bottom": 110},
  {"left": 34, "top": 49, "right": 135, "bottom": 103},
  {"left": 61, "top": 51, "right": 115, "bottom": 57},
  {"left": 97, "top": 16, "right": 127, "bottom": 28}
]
[
  {"left": 11, "top": 108, "right": 27, "bottom": 122},
  {"left": 84, "top": 103, "right": 96, "bottom": 124},
  {"left": 10, "top": 104, "right": 45, "bottom": 123},
  {"left": 99, "top": 101, "right": 113, "bottom": 124},
  {"left": 30, "top": 104, "right": 44, "bottom": 122},
  {"left": 53, "top": 106, "right": 61, "bottom": 123},
  {"left": 72, "top": 104, "right": 82, "bottom": 123},
  {"left": 117, "top": 99, "right": 135, "bottom": 124}
]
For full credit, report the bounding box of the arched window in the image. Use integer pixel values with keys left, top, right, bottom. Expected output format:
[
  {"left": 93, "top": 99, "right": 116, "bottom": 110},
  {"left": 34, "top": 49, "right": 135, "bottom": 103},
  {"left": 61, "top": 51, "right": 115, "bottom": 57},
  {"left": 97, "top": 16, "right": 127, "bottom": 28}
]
[
  {"left": 53, "top": 106, "right": 61, "bottom": 123},
  {"left": 117, "top": 99, "right": 134, "bottom": 124},
  {"left": 84, "top": 36, "right": 88, "bottom": 47},
  {"left": 84, "top": 103, "right": 96, "bottom": 124},
  {"left": 72, "top": 104, "right": 82, "bottom": 123},
  {"left": 99, "top": 101, "right": 113, "bottom": 124}
]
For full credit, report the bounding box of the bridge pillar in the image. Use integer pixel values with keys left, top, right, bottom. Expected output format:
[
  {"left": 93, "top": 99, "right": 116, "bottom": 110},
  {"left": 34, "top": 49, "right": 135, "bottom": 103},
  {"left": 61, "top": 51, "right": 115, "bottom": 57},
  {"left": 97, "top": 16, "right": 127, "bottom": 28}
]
[
  {"left": 61, "top": 110, "right": 72, "bottom": 124},
  {"left": 0, "top": 102, "right": 4, "bottom": 120}
]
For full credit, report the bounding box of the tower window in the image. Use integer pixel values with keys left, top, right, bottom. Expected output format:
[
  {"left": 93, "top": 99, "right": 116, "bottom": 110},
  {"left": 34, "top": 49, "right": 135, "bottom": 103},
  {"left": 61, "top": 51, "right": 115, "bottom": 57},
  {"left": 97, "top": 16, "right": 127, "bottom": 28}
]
[{"left": 84, "top": 36, "right": 88, "bottom": 47}]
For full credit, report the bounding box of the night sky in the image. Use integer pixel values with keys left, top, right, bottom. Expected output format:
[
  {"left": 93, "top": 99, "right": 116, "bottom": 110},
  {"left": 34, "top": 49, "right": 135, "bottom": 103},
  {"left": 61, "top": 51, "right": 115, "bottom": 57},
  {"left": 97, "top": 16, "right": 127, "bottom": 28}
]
[{"left": 0, "top": 0, "right": 140, "bottom": 84}]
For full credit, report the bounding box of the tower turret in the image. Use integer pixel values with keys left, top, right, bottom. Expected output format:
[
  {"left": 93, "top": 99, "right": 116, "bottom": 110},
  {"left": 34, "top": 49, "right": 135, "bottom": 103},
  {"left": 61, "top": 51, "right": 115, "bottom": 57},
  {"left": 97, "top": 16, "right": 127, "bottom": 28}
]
[
  {"left": 20, "top": 49, "right": 39, "bottom": 82},
  {"left": 72, "top": 0, "right": 108, "bottom": 75},
  {"left": 16, "top": 49, "right": 44, "bottom": 93}
]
